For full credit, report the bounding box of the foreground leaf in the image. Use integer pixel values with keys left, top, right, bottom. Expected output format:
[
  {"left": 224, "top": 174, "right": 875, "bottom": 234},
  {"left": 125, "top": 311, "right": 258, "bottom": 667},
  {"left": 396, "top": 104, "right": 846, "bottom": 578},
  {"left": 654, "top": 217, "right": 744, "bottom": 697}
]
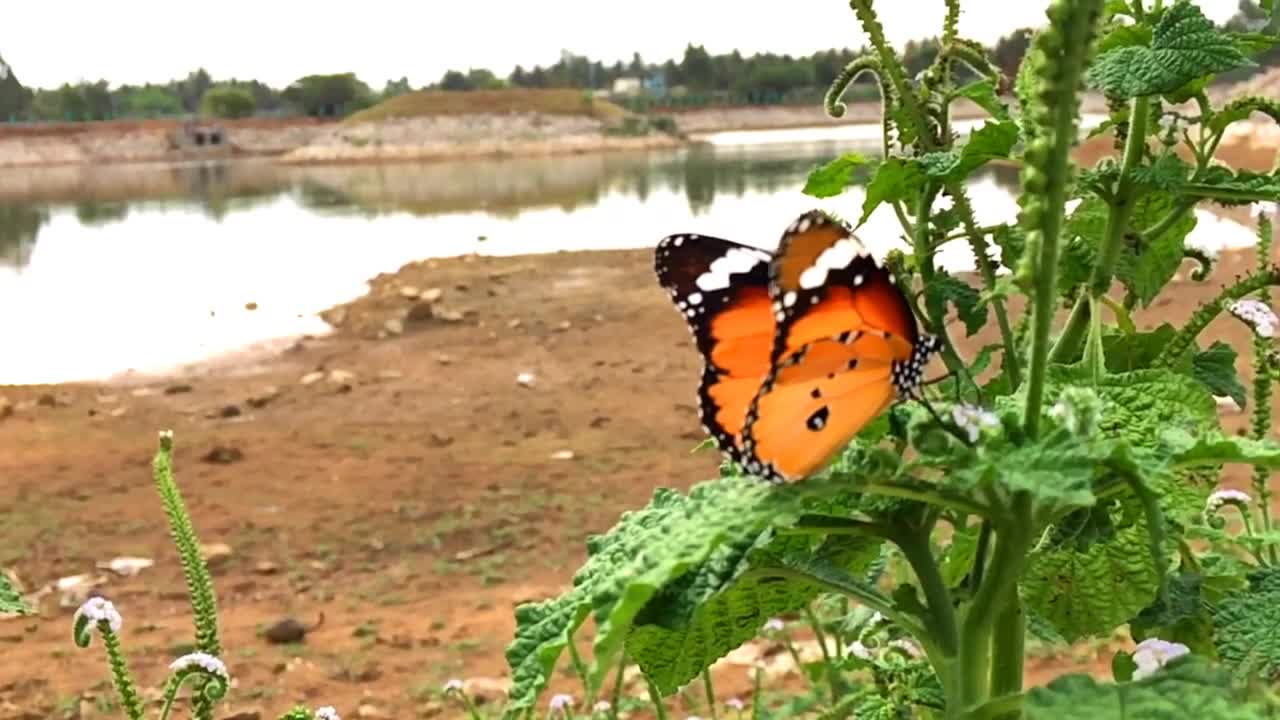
[
  {"left": 803, "top": 154, "right": 869, "bottom": 199},
  {"left": 1213, "top": 567, "right": 1280, "bottom": 681},
  {"left": 0, "top": 571, "right": 32, "bottom": 616},
  {"left": 1159, "top": 429, "right": 1280, "bottom": 469},
  {"left": 925, "top": 272, "right": 987, "bottom": 336},
  {"left": 1190, "top": 342, "right": 1247, "bottom": 410},
  {"left": 858, "top": 158, "right": 925, "bottom": 227},
  {"left": 1086, "top": 1, "right": 1250, "bottom": 98},
  {"left": 1023, "top": 659, "right": 1268, "bottom": 719},
  {"left": 952, "top": 79, "right": 1010, "bottom": 122},
  {"left": 502, "top": 477, "right": 842, "bottom": 717}
]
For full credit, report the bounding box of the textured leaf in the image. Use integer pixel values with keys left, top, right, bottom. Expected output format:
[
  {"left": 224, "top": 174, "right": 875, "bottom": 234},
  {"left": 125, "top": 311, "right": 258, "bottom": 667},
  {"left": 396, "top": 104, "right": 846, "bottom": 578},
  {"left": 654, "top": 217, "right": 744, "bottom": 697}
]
[
  {"left": 0, "top": 571, "right": 32, "bottom": 616},
  {"left": 1102, "top": 324, "right": 1177, "bottom": 372},
  {"left": 1095, "top": 23, "right": 1152, "bottom": 54},
  {"left": 924, "top": 272, "right": 987, "bottom": 336},
  {"left": 941, "top": 523, "right": 980, "bottom": 589},
  {"left": 1160, "top": 429, "right": 1280, "bottom": 469},
  {"left": 803, "top": 154, "right": 869, "bottom": 199},
  {"left": 952, "top": 79, "right": 1010, "bottom": 121},
  {"left": 628, "top": 533, "right": 882, "bottom": 693},
  {"left": 1213, "top": 567, "right": 1280, "bottom": 681},
  {"left": 920, "top": 121, "right": 1018, "bottom": 183},
  {"left": 1190, "top": 342, "right": 1246, "bottom": 409},
  {"left": 858, "top": 158, "right": 925, "bottom": 227},
  {"left": 1130, "top": 152, "right": 1191, "bottom": 192},
  {"left": 1045, "top": 367, "right": 1218, "bottom": 449},
  {"left": 948, "top": 432, "right": 1100, "bottom": 515},
  {"left": 1113, "top": 193, "right": 1197, "bottom": 307},
  {"left": 1021, "top": 519, "right": 1162, "bottom": 642},
  {"left": 1183, "top": 168, "right": 1280, "bottom": 206},
  {"left": 503, "top": 478, "right": 821, "bottom": 717},
  {"left": 1024, "top": 659, "right": 1268, "bottom": 719},
  {"left": 1209, "top": 96, "right": 1280, "bottom": 135},
  {"left": 1086, "top": 1, "right": 1250, "bottom": 98},
  {"left": 1129, "top": 571, "right": 1216, "bottom": 656}
]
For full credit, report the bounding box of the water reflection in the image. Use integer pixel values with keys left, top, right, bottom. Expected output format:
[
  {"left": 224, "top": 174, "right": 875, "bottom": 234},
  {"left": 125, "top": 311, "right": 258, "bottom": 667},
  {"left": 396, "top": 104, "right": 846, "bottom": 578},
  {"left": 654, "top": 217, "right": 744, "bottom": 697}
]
[{"left": 0, "top": 138, "right": 1263, "bottom": 385}]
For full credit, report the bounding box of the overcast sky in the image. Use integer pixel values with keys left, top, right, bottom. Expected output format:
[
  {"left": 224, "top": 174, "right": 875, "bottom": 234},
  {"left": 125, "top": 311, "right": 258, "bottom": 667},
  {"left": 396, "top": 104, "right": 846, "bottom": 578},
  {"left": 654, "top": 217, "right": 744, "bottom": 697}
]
[{"left": 1, "top": 1, "right": 1243, "bottom": 89}]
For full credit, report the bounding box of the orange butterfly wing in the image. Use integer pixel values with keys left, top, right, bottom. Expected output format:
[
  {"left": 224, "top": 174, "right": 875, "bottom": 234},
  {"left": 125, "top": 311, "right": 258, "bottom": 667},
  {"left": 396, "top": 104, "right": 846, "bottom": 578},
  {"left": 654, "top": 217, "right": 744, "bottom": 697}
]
[
  {"left": 740, "top": 210, "right": 939, "bottom": 483},
  {"left": 654, "top": 233, "right": 774, "bottom": 466}
]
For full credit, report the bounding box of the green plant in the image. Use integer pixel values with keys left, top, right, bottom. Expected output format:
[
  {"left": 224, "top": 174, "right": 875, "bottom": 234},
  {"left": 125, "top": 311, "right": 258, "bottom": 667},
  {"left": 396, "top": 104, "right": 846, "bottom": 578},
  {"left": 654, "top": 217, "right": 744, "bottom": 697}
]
[
  {"left": 502, "top": 1, "right": 1280, "bottom": 718},
  {"left": 199, "top": 85, "right": 257, "bottom": 119},
  {"left": 16, "top": 432, "right": 350, "bottom": 720}
]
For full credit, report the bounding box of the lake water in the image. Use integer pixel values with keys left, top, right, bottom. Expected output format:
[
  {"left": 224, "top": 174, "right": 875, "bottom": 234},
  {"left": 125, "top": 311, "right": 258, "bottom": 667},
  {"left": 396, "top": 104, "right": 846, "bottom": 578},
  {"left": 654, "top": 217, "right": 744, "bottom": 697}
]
[{"left": 0, "top": 126, "right": 1261, "bottom": 385}]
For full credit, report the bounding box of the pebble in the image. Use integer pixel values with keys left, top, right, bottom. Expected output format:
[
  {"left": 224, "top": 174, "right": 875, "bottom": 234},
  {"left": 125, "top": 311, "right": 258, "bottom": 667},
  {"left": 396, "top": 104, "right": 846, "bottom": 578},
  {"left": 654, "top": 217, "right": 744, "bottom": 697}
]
[
  {"left": 245, "top": 301, "right": 259, "bottom": 311},
  {"left": 550, "top": 450, "right": 575, "bottom": 461},
  {"left": 384, "top": 317, "right": 405, "bottom": 336},
  {"left": 329, "top": 370, "right": 356, "bottom": 384},
  {"left": 165, "top": 384, "right": 194, "bottom": 395},
  {"left": 516, "top": 372, "right": 535, "bottom": 388},
  {"left": 300, "top": 371, "right": 325, "bottom": 386},
  {"left": 420, "top": 287, "right": 444, "bottom": 303},
  {"left": 555, "top": 320, "right": 572, "bottom": 331},
  {"left": 508, "top": 318, "right": 522, "bottom": 329},
  {"left": 399, "top": 285, "right": 421, "bottom": 299},
  {"left": 109, "top": 406, "right": 129, "bottom": 418},
  {"left": 201, "top": 446, "right": 244, "bottom": 464},
  {"left": 436, "top": 308, "right": 464, "bottom": 323}
]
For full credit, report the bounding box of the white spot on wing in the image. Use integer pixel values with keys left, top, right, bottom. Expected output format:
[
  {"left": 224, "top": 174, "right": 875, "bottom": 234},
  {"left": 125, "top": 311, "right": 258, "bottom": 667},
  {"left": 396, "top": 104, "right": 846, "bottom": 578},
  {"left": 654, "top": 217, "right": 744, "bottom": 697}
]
[
  {"left": 673, "top": 236, "right": 685, "bottom": 247},
  {"left": 695, "top": 247, "right": 769, "bottom": 292},
  {"left": 687, "top": 292, "right": 703, "bottom": 305},
  {"left": 783, "top": 291, "right": 797, "bottom": 308},
  {"left": 797, "top": 238, "right": 863, "bottom": 290}
]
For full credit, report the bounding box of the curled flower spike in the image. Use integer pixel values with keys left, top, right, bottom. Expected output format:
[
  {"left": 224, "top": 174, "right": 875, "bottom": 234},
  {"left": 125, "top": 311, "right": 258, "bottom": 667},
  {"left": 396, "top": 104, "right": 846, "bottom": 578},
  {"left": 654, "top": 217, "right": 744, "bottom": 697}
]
[
  {"left": 951, "top": 404, "right": 999, "bottom": 442},
  {"left": 1207, "top": 489, "right": 1251, "bottom": 511},
  {"left": 169, "top": 651, "right": 229, "bottom": 679},
  {"left": 73, "top": 596, "right": 123, "bottom": 646},
  {"left": 888, "top": 638, "right": 922, "bottom": 658},
  {"left": 316, "top": 707, "right": 341, "bottom": 720},
  {"left": 166, "top": 651, "right": 231, "bottom": 703},
  {"left": 1132, "top": 638, "right": 1190, "bottom": 680},
  {"left": 549, "top": 694, "right": 574, "bottom": 713},
  {"left": 443, "top": 678, "right": 465, "bottom": 695},
  {"left": 761, "top": 617, "right": 785, "bottom": 634},
  {"left": 725, "top": 698, "right": 745, "bottom": 712},
  {"left": 1228, "top": 299, "right": 1278, "bottom": 339},
  {"left": 1253, "top": 201, "right": 1278, "bottom": 219},
  {"left": 848, "top": 640, "right": 874, "bottom": 661}
]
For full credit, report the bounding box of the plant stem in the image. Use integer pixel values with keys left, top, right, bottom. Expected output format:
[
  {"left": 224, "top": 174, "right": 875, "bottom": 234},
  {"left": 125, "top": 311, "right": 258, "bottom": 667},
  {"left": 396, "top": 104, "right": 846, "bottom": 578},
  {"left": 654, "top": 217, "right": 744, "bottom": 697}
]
[
  {"left": 951, "top": 186, "right": 1022, "bottom": 388},
  {"left": 1154, "top": 267, "right": 1280, "bottom": 367},
  {"left": 989, "top": 597, "right": 1026, "bottom": 711},
  {"left": 914, "top": 182, "right": 966, "bottom": 374},
  {"left": 703, "top": 668, "right": 721, "bottom": 720},
  {"left": 647, "top": 679, "right": 670, "bottom": 720},
  {"left": 893, "top": 528, "right": 959, "bottom": 657},
  {"left": 803, "top": 606, "right": 844, "bottom": 703},
  {"left": 747, "top": 566, "right": 923, "bottom": 639},
  {"left": 1049, "top": 96, "right": 1150, "bottom": 367},
  {"left": 863, "top": 481, "right": 991, "bottom": 517},
  {"left": 101, "top": 628, "right": 145, "bottom": 720}
]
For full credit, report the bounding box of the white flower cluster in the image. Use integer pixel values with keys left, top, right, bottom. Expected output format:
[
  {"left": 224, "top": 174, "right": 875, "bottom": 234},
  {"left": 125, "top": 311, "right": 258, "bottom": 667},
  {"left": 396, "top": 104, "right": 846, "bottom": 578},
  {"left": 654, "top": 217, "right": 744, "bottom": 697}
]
[
  {"left": 1253, "top": 201, "right": 1278, "bottom": 219},
  {"left": 952, "top": 404, "right": 999, "bottom": 443},
  {"left": 315, "top": 707, "right": 341, "bottom": 720},
  {"left": 168, "top": 651, "right": 229, "bottom": 680},
  {"left": 442, "top": 678, "right": 465, "bottom": 694},
  {"left": 1207, "top": 489, "right": 1251, "bottom": 512},
  {"left": 1228, "top": 299, "right": 1279, "bottom": 339},
  {"left": 549, "top": 694, "right": 574, "bottom": 712},
  {"left": 1132, "top": 638, "right": 1190, "bottom": 680},
  {"left": 725, "top": 698, "right": 745, "bottom": 711},
  {"left": 75, "top": 597, "right": 123, "bottom": 634},
  {"left": 761, "top": 617, "right": 785, "bottom": 634}
]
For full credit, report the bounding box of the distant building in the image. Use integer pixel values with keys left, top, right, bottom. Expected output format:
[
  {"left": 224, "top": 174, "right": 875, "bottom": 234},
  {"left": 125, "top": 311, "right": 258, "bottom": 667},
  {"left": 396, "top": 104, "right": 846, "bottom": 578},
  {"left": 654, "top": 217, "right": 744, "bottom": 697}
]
[
  {"left": 611, "top": 71, "right": 668, "bottom": 99},
  {"left": 611, "top": 77, "right": 642, "bottom": 96},
  {"left": 642, "top": 71, "right": 667, "bottom": 97}
]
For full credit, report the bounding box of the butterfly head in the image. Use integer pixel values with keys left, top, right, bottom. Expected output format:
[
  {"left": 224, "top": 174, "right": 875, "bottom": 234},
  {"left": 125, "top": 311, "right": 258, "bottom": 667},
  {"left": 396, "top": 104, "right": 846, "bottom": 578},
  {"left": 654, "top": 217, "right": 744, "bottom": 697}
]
[{"left": 891, "top": 335, "right": 942, "bottom": 399}]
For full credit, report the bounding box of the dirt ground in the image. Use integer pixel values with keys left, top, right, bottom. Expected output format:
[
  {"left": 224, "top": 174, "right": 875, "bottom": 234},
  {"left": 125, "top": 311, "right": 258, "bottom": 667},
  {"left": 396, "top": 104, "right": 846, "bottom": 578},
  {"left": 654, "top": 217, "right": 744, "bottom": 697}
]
[{"left": 0, "top": 209, "right": 1276, "bottom": 719}]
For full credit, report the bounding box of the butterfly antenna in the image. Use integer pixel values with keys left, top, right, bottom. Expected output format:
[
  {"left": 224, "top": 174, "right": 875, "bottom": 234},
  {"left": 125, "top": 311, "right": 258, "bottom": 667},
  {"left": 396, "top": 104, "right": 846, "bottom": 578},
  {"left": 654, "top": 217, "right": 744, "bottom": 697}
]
[{"left": 910, "top": 390, "right": 973, "bottom": 446}]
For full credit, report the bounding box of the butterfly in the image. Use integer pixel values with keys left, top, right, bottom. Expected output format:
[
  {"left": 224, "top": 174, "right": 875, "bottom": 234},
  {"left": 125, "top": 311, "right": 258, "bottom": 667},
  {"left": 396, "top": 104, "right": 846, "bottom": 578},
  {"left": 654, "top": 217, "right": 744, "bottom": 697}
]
[{"left": 655, "top": 209, "right": 942, "bottom": 484}]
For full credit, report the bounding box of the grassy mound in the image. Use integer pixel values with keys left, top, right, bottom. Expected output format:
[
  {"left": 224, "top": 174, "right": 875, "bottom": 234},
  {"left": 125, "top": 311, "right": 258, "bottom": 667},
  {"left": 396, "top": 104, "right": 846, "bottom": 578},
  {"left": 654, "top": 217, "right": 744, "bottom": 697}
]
[{"left": 346, "top": 88, "right": 628, "bottom": 124}]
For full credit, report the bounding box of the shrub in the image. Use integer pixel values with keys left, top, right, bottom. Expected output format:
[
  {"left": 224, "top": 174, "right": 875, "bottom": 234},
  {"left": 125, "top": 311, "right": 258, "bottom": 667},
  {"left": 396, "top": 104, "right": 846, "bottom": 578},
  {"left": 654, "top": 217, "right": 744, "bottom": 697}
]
[{"left": 199, "top": 85, "right": 256, "bottom": 119}]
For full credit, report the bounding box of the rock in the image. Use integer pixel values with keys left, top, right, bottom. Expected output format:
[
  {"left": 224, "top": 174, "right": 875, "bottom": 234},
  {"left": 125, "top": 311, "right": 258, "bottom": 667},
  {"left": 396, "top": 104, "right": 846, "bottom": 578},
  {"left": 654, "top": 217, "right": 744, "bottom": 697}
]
[
  {"left": 109, "top": 406, "right": 128, "bottom": 418},
  {"left": 0, "top": 398, "right": 13, "bottom": 419},
  {"left": 300, "top": 371, "right": 325, "bottom": 386},
  {"left": 357, "top": 705, "right": 389, "bottom": 719},
  {"left": 164, "top": 384, "right": 194, "bottom": 395},
  {"left": 399, "top": 285, "right": 421, "bottom": 299},
  {"left": 384, "top": 317, "right": 405, "bottom": 336},
  {"left": 377, "top": 370, "right": 403, "bottom": 380},
  {"left": 429, "top": 432, "right": 453, "bottom": 447},
  {"left": 435, "top": 308, "right": 465, "bottom": 323},
  {"left": 253, "top": 561, "right": 279, "bottom": 575},
  {"left": 320, "top": 306, "right": 348, "bottom": 327},
  {"left": 96, "top": 556, "right": 154, "bottom": 577},
  {"left": 516, "top": 372, "right": 535, "bottom": 388},
  {"left": 201, "top": 446, "right": 244, "bottom": 464},
  {"left": 245, "top": 302, "right": 259, "bottom": 311},
  {"left": 36, "top": 393, "right": 57, "bottom": 408},
  {"left": 222, "top": 711, "right": 262, "bottom": 720},
  {"left": 200, "top": 543, "right": 233, "bottom": 566},
  {"left": 329, "top": 370, "right": 356, "bottom": 384},
  {"left": 262, "top": 615, "right": 323, "bottom": 644},
  {"left": 555, "top": 320, "right": 572, "bottom": 331},
  {"left": 217, "top": 405, "right": 241, "bottom": 419},
  {"left": 54, "top": 573, "right": 105, "bottom": 608},
  {"left": 131, "top": 387, "right": 158, "bottom": 397},
  {"left": 436, "top": 354, "right": 452, "bottom": 366},
  {"left": 420, "top": 287, "right": 444, "bottom": 304},
  {"left": 507, "top": 319, "right": 522, "bottom": 329},
  {"left": 464, "top": 677, "right": 511, "bottom": 705},
  {"left": 550, "top": 450, "right": 575, "bottom": 461},
  {"left": 246, "top": 386, "right": 280, "bottom": 409}
]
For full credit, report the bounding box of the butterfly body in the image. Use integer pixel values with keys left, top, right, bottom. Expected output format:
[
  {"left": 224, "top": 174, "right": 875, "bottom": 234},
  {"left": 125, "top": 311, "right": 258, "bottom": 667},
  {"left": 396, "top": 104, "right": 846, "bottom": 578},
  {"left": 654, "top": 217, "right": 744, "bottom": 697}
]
[{"left": 655, "top": 210, "right": 941, "bottom": 484}]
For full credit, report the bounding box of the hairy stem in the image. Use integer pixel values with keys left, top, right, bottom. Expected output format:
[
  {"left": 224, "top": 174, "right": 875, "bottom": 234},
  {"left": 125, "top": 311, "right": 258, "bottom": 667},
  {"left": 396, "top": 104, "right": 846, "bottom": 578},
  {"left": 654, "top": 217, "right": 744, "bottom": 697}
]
[
  {"left": 989, "top": 596, "right": 1026, "bottom": 710},
  {"left": 894, "top": 527, "right": 959, "bottom": 657},
  {"left": 1022, "top": 0, "right": 1102, "bottom": 437},
  {"left": 803, "top": 606, "right": 844, "bottom": 703},
  {"left": 849, "top": 0, "right": 935, "bottom": 150},
  {"left": 1253, "top": 214, "right": 1276, "bottom": 563},
  {"left": 101, "top": 628, "right": 145, "bottom": 720},
  {"left": 914, "top": 182, "right": 966, "bottom": 373},
  {"left": 1154, "top": 267, "right": 1280, "bottom": 367},
  {"left": 951, "top": 186, "right": 1021, "bottom": 387},
  {"left": 702, "top": 668, "right": 721, "bottom": 720}
]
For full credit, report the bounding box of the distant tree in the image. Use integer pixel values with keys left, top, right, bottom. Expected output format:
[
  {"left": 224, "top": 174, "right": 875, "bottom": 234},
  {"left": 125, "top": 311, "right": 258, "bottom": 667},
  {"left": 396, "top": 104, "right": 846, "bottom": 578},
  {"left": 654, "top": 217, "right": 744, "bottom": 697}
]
[
  {"left": 381, "top": 76, "right": 413, "bottom": 99},
  {"left": 440, "top": 70, "right": 471, "bottom": 91},
  {"left": 901, "top": 38, "right": 941, "bottom": 77},
  {"left": 282, "top": 73, "right": 372, "bottom": 116},
  {"left": 116, "top": 84, "right": 184, "bottom": 117},
  {"left": 680, "top": 44, "right": 715, "bottom": 90},
  {"left": 509, "top": 65, "right": 529, "bottom": 87},
  {"left": 200, "top": 85, "right": 256, "bottom": 118},
  {"left": 466, "top": 68, "right": 503, "bottom": 89},
  {"left": 80, "top": 80, "right": 113, "bottom": 119},
  {"left": 991, "top": 28, "right": 1034, "bottom": 83},
  {"left": 0, "top": 53, "right": 31, "bottom": 118},
  {"left": 174, "top": 68, "right": 213, "bottom": 112}
]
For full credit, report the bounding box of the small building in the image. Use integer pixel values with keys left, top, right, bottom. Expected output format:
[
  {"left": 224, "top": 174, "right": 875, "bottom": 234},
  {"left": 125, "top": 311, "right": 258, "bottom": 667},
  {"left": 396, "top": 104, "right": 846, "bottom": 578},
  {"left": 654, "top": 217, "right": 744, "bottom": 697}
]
[
  {"left": 171, "top": 121, "right": 228, "bottom": 151},
  {"left": 611, "top": 77, "right": 642, "bottom": 96}
]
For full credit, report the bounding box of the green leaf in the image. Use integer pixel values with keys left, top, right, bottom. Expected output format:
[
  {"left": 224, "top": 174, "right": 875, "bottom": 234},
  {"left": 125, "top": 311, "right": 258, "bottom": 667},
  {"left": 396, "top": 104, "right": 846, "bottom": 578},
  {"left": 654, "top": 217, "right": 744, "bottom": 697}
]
[
  {"left": 1209, "top": 96, "right": 1280, "bottom": 135},
  {"left": 1024, "top": 659, "right": 1268, "bottom": 719},
  {"left": 1086, "top": 1, "right": 1250, "bottom": 99},
  {"left": 1049, "top": 367, "right": 1218, "bottom": 449},
  {"left": 1129, "top": 571, "right": 1216, "bottom": 656},
  {"left": 941, "top": 523, "right": 980, "bottom": 589},
  {"left": 1095, "top": 23, "right": 1152, "bottom": 54},
  {"left": 0, "top": 570, "right": 32, "bottom": 616},
  {"left": 1131, "top": 152, "right": 1191, "bottom": 192},
  {"left": 1213, "top": 567, "right": 1280, "bottom": 681},
  {"left": 949, "top": 432, "right": 1100, "bottom": 515},
  {"left": 1103, "top": 324, "right": 1177, "bottom": 372},
  {"left": 628, "top": 533, "right": 882, "bottom": 693},
  {"left": 803, "top": 154, "right": 869, "bottom": 199},
  {"left": 858, "top": 158, "right": 925, "bottom": 227},
  {"left": 952, "top": 79, "right": 1010, "bottom": 122},
  {"left": 1182, "top": 168, "right": 1280, "bottom": 206},
  {"left": 1232, "top": 31, "right": 1280, "bottom": 57},
  {"left": 924, "top": 272, "right": 987, "bottom": 336},
  {"left": 1021, "top": 519, "right": 1162, "bottom": 642},
  {"left": 1190, "top": 342, "right": 1246, "bottom": 409},
  {"left": 1159, "top": 429, "right": 1280, "bottom": 469},
  {"left": 921, "top": 121, "right": 1019, "bottom": 182},
  {"left": 1119, "top": 193, "right": 1197, "bottom": 307},
  {"left": 502, "top": 477, "right": 821, "bottom": 717}
]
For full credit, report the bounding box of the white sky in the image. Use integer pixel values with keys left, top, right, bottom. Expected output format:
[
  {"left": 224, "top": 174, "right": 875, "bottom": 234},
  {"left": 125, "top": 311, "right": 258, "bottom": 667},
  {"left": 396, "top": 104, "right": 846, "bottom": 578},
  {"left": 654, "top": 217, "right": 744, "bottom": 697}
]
[{"left": 1, "top": 1, "right": 1243, "bottom": 89}]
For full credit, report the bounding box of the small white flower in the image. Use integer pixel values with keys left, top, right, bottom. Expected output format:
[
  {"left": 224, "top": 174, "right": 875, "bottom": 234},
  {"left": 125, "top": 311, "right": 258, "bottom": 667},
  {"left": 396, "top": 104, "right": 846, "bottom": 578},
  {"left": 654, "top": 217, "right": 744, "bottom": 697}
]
[
  {"left": 593, "top": 700, "right": 612, "bottom": 714},
  {"left": 549, "top": 694, "right": 575, "bottom": 712},
  {"left": 75, "top": 597, "right": 123, "bottom": 634},
  {"left": 443, "top": 678, "right": 465, "bottom": 694},
  {"left": 1132, "top": 638, "right": 1190, "bottom": 680},
  {"left": 169, "top": 651, "right": 229, "bottom": 679},
  {"left": 1157, "top": 114, "right": 1179, "bottom": 134},
  {"left": 725, "top": 698, "right": 745, "bottom": 711},
  {"left": 1207, "top": 489, "right": 1251, "bottom": 511},
  {"left": 889, "top": 638, "right": 921, "bottom": 657},
  {"left": 687, "top": 716, "right": 705, "bottom": 720},
  {"left": 1252, "top": 201, "right": 1278, "bottom": 219},
  {"left": 951, "top": 404, "right": 999, "bottom": 443},
  {"left": 848, "top": 640, "right": 874, "bottom": 661},
  {"left": 762, "top": 617, "right": 785, "bottom": 634},
  {"left": 1228, "top": 299, "right": 1279, "bottom": 339},
  {"left": 316, "top": 707, "right": 341, "bottom": 720}
]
